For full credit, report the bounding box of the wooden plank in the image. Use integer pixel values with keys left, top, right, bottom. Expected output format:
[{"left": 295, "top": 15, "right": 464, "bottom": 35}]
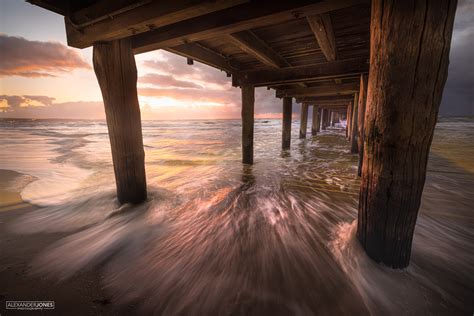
[
  {"left": 93, "top": 38, "right": 147, "bottom": 204},
  {"left": 66, "top": 0, "right": 248, "bottom": 48},
  {"left": 241, "top": 85, "right": 254, "bottom": 164},
  {"left": 282, "top": 97, "right": 292, "bottom": 149},
  {"left": 228, "top": 31, "right": 289, "bottom": 68},
  {"left": 233, "top": 57, "right": 368, "bottom": 87},
  {"left": 164, "top": 43, "right": 238, "bottom": 73},
  {"left": 131, "top": 0, "right": 367, "bottom": 53},
  {"left": 276, "top": 82, "right": 359, "bottom": 98},
  {"left": 307, "top": 13, "right": 337, "bottom": 61}
]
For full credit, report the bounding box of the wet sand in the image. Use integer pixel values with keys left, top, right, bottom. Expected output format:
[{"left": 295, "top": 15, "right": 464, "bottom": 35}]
[{"left": 0, "top": 170, "right": 135, "bottom": 315}]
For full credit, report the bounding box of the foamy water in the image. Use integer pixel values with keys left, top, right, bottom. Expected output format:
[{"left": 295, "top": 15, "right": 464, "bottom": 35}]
[{"left": 1, "top": 117, "right": 473, "bottom": 314}]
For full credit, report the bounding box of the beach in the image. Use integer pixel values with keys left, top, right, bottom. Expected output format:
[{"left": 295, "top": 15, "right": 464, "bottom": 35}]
[{"left": 0, "top": 117, "right": 473, "bottom": 315}]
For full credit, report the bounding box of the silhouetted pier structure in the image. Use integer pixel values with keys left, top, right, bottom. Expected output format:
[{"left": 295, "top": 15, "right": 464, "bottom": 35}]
[{"left": 28, "top": 0, "right": 457, "bottom": 269}]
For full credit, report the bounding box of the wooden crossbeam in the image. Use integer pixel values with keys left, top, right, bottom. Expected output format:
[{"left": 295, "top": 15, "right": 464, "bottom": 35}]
[
  {"left": 64, "top": 0, "right": 248, "bottom": 48},
  {"left": 131, "top": 0, "right": 366, "bottom": 53},
  {"left": 228, "top": 31, "right": 289, "bottom": 68},
  {"left": 164, "top": 43, "right": 238, "bottom": 73},
  {"left": 233, "top": 57, "right": 368, "bottom": 87},
  {"left": 295, "top": 95, "right": 353, "bottom": 103},
  {"left": 276, "top": 82, "right": 358, "bottom": 98},
  {"left": 307, "top": 13, "right": 337, "bottom": 61}
]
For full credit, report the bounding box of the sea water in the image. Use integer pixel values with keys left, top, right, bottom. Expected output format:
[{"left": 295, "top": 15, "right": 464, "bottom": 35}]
[{"left": 0, "top": 117, "right": 472, "bottom": 314}]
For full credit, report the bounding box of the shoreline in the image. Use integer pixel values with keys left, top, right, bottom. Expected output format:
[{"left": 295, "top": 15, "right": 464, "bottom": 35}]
[{"left": 0, "top": 169, "right": 133, "bottom": 315}]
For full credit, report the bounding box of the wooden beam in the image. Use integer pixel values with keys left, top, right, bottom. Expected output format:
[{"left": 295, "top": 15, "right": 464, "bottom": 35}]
[
  {"left": 241, "top": 85, "right": 254, "bottom": 164},
  {"left": 299, "top": 103, "right": 309, "bottom": 138},
  {"left": 228, "top": 31, "right": 289, "bottom": 68},
  {"left": 65, "top": 0, "right": 248, "bottom": 48},
  {"left": 233, "top": 57, "right": 368, "bottom": 87},
  {"left": 282, "top": 97, "right": 292, "bottom": 149},
  {"left": 164, "top": 43, "right": 237, "bottom": 73},
  {"left": 307, "top": 13, "right": 337, "bottom": 61},
  {"left": 276, "top": 82, "right": 359, "bottom": 98},
  {"left": 295, "top": 95, "right": 353, "bottom": 103},
  {"left": 131, "top": 0, "right": 367, "bottom": 53},
  {"left": 93, "top": 38, "right": 147, "bottom": 204}
]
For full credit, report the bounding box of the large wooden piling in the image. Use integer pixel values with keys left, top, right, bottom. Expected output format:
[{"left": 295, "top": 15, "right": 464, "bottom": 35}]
[
  {"left": 241, "top": 85, "right": 255, "bottom": 164},
  {"left": 321, "top": 108, "right": 327, "bottom": 130},
  {"left": 299, "top": 103, "right": 309, "bottom": 138},
  {"left": 346, "top": 102, "right": 352, "bottom": 139},
  {"left": 357, "top": 74, "right": 367, "bottom": 176},
  {"left": 93, "top": 38, "right": 147, "bottom": 204},
  {"left": 311, "top": 106, "right": 319, "bottom": 136},
  {"left": 282, "top": 97, "right": 292, "bottom": 149},
  {"left": 350, "top": 92, "right": 359, "bottom": 153},
  {"left": 357, "top": 0, "right": 457, "bottom": 269}
]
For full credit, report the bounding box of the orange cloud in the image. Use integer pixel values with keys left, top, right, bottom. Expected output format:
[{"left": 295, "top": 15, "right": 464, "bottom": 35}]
[
  {"left": 0, "top": 34, "right": 90, "bottom": 77},
  {"left": 0, "top": 95, "right": 55, "bottom": 111}
]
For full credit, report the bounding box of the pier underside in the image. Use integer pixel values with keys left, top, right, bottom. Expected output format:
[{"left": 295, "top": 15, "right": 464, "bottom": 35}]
[{"left": 29, "top": 0, "right": 457, "bottom": 268}]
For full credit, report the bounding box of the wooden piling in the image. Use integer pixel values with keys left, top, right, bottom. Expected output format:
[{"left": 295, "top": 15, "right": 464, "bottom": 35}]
[
  {"left": 241, "top": 85, "right": 254, "bottom": 164},
  {"left": 282, "top": 97, "right": 292, "bottom": 149},
  {"left": 357, "top": 74, "right": 367, "bottom": 176},
  {"left": 350, "top": 92, "right": 359, "bottom": 153},
  {"left": 357, "top": 0, "right": 457, "bottom": 269},
  {"left": 93, "top": 38, "right": 147, "bottom": 204},
  {"left": 321, "top": 108, "right": 327, "bottom": 130},
  {"left": 299, "top": 103, "right": 309, "bottom": 138},
  {"left": 311, "top": 106, "right": 319, "bottom": 136},
  {"left": 346, "top": 102, "right": 352, "bottom": 139}
]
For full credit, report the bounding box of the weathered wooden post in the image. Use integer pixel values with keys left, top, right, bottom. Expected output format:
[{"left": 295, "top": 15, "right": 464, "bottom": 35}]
[
  {"left": 282, "top": 97, "right": 292, "bottom": 149},
  {"left": 350, "top": 92, "right": 359, "bottom": 153},
  {"left": 346, "top": 102, "right": 352, "bottom": 139},
  {"left": 357, "top": 74, "right": 367, "bottom": 176},
  {"left": 330, "top": 111, "right": 334, "bottom": 126},
  {"left": 311, "top": 106, "right": 319, "bottom": 136},
  {"left": 299, "top": 103, "right": 309, "bottom": 138},
  {"left": 93, "top": 38, "right": 147, "bottom": 204},
  {"left": 321, "top": 108, "right": 327, "bottom": 130},
  {"left": 242, "top": 85, "right": 255, "bottom": 164},
  {"left": 317, "top": 108, "right": 322, "bottom": 132},
  {"left": 357, "top": 0, "right": 457, "bottom": 269}
]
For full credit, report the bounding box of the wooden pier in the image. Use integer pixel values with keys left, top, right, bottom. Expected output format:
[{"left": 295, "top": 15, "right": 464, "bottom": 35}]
[{"left": 29, "top": 0, "right": 457, "bottom": 268}]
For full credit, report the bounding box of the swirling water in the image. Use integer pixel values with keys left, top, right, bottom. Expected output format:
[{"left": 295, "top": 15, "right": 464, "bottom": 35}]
[{"left": 0, "top": 117, "right": 473, "bottom": 315}]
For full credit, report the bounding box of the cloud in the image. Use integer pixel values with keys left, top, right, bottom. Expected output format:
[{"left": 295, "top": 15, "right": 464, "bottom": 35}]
[
  {"left": 439, "top": 0, "right": 474, "bottom": 116},
  {"left": 0, "top": 34, "right": 90, "bottom": 77},
  {"left": 139, "top": 73, "right": 203, "bottom": 89},
  {"left": 0, "top": 99, "right": 105, "bottom": 119},
  {"left": 0, "top": 94, "right": 55, "bottom": 109}
]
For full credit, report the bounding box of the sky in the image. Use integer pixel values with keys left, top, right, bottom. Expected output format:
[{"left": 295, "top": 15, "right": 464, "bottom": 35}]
[{"left": 0, "top": 0, "right": 472, "bottom": 120}]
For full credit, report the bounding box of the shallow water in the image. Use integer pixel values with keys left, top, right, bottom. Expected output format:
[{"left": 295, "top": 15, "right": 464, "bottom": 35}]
[{"left": 1, "top": 117, "right": 473, "bottom": 314}]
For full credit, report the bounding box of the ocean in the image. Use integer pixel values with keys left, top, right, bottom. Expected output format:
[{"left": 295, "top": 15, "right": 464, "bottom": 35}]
[{"left": 0, "top": 117, "right": 473, "bottom": 314}]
